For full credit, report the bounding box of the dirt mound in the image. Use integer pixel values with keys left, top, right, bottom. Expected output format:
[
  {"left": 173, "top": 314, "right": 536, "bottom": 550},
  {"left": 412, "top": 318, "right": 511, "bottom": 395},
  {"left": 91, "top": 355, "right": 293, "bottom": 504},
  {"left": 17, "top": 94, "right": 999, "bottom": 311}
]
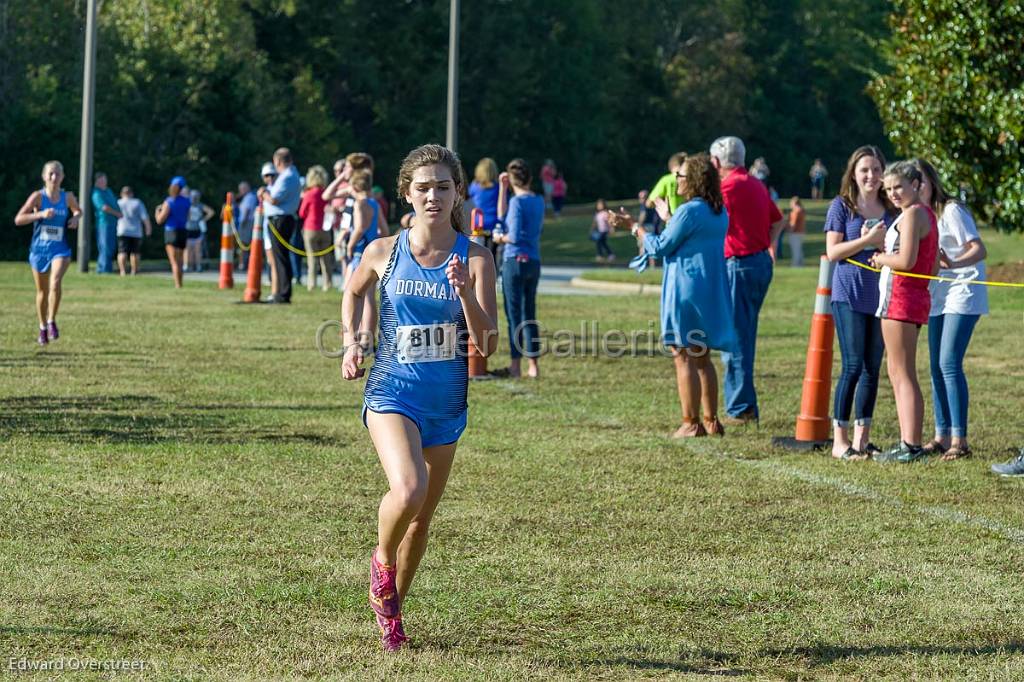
[{"left": 987, "top": 262, "right": 1024, "bottom": 284}]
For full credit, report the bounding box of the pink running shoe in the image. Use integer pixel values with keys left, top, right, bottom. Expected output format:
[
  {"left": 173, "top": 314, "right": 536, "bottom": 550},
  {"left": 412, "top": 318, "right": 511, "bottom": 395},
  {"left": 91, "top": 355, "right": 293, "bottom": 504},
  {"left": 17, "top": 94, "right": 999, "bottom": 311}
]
[
  {"left": 37, "top": 328, "right": 48, "bottom": 346},
  {"left": 46, "top": 321, "right": 59, "bottom": 341},
  {"left": 376, "top": 612, "right": 410, "bottom": 652},
  {"left": 369, "top": 550, "right": 400, "bottom": 618}
]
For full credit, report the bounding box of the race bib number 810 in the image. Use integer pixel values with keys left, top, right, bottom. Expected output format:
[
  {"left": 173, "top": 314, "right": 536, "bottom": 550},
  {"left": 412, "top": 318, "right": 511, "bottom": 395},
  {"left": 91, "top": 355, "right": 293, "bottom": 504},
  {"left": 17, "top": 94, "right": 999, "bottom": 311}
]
[
  {"left": 40, "top": 225, "right": 64, "bottom": 242},
  {"left": 396, "top": 323, "right": 456, "bottom": 364}
]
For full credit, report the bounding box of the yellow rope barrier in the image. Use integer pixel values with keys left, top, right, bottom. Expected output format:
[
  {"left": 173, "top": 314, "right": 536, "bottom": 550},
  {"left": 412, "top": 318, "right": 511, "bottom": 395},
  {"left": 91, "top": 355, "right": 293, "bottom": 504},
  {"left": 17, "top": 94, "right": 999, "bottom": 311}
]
[
  {"left": 845, "top": 258, "right": 1024, "bottom": 289},
  {"left": 228, "top": 219, "right": 251, "bottom": 252},
  {"left": 266, "top": 220, "right": 335, "bottom": 257}
]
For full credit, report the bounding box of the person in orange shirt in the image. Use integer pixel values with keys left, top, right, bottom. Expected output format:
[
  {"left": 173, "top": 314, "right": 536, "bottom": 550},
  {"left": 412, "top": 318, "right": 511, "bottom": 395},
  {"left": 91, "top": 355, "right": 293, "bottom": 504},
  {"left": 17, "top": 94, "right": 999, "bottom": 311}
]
[{"left": 787, "top": 196, "right": 806, "bottom": 267}]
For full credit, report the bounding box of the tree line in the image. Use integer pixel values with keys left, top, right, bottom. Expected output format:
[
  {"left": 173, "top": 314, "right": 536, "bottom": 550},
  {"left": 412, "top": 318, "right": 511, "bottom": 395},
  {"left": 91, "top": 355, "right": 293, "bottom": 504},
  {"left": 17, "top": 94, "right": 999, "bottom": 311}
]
[{"left": 3, "top": 0, "right": 1015, "bottom": 260}]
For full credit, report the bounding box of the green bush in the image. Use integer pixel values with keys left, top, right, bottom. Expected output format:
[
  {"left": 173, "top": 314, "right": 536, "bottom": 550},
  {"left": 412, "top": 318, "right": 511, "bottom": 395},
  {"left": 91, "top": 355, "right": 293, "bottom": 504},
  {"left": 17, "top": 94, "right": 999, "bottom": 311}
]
[{"left": 870, "top": 0, "right": 1024, "bottom": 230}]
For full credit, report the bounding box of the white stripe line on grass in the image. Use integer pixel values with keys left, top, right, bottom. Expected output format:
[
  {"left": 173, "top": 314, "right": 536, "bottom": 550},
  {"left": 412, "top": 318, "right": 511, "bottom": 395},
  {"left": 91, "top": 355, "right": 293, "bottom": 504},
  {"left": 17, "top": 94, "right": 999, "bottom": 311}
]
[{"left": 743, "top": 459, "right": 1024, "bottom": 545}]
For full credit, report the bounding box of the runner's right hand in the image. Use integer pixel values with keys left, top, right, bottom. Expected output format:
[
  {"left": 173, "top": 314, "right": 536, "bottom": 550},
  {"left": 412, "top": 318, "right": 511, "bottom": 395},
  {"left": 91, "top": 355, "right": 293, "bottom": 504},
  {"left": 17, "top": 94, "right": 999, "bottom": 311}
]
[
  {"left": 41, "top": 208, "right": 55, "bottom": 219},
  {"left": 342, "top": 343, "right": 365, "bottom": 380}
]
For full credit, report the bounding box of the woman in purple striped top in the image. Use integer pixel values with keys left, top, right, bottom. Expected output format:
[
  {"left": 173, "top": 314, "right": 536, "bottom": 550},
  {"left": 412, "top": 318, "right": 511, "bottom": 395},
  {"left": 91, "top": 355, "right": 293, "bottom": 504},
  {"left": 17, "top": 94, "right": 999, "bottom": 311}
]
[{"left": 824, "top": 146, "right": 896, "bottom": 460}]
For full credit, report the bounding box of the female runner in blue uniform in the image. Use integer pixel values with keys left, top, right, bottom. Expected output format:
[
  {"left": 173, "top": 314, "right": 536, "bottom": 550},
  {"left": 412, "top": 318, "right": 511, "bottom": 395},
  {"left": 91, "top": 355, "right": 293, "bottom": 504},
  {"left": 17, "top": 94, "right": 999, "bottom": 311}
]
[
  {"left": 341, "top": 144, "right": 498, "bottom": 651},
  {"left": 14, "top": 161, "right": 83, "bottom": 345}
]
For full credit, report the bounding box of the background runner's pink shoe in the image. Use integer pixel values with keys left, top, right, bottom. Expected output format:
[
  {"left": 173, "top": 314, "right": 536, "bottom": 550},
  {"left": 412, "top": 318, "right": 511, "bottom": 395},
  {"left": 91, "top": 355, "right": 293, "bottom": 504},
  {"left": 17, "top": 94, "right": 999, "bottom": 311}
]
[
  {"left": 376, "top": 613, "right": 410, "bottom": 652},
  {"left": 369, "top": 550, "right": 400, "bottom": 618}
]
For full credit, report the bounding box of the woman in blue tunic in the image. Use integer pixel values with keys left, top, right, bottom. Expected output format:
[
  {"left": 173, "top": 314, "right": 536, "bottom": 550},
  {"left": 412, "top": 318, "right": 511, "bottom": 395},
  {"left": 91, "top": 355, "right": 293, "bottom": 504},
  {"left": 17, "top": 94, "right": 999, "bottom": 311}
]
[
  {"left": 341, "top": 144, "right": 498, "bottom": 651},
  {"left": 612, "top": 153, "right": 737, "bottom": 437},
  {"left": 14, "top": 161, "right": 83, "bottom": 346}
]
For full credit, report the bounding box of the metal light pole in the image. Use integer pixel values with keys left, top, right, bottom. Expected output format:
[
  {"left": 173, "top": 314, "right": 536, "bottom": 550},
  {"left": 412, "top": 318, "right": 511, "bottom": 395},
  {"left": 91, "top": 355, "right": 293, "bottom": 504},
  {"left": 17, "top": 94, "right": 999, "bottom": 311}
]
[
  {"left": 445, "top": 0, "right": 460, "bottom": 152},
  {"left": 77, "top": 0, "right": 98, "bottom": 272}
]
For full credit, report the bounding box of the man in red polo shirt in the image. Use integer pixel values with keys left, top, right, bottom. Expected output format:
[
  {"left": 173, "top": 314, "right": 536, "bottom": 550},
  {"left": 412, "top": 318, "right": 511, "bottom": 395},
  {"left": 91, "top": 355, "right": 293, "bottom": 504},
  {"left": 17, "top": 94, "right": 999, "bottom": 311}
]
[{"left": 710, "top": 136, "right": 786, "bottom": 424}]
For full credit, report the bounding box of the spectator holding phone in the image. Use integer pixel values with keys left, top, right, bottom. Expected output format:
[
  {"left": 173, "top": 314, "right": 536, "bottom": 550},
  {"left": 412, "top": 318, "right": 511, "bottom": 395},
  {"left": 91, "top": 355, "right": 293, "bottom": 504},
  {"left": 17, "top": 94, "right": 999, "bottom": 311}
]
[{"left": 824, "top": 146, "right": 895, "bottom": 460}]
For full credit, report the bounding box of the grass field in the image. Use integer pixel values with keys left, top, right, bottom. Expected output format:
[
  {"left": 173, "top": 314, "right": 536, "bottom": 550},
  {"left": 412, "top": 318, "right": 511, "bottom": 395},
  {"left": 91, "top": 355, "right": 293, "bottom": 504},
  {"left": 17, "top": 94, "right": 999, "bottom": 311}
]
[{"left": 2, "top": 217, "right": 1024, "bottom": 679}]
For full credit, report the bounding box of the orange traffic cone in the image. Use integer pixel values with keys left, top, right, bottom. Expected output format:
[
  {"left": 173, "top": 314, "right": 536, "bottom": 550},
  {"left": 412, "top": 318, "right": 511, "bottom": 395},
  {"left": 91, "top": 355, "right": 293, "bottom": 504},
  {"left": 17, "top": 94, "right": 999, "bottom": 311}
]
[
  {"left": 243, "top": 200, "right": 265, "bottom": 303},
  {"left": 467, "top": 334, "right": 489, "bottom": 379},
  {"left": 773, "top": 255, "right": 836, "bottom": 450},
  {"left": 469, "top": 208, "right": 486, "bottom": 247},
  {"left": 218, "top": 192, "right": 235, "bottom": 289}
]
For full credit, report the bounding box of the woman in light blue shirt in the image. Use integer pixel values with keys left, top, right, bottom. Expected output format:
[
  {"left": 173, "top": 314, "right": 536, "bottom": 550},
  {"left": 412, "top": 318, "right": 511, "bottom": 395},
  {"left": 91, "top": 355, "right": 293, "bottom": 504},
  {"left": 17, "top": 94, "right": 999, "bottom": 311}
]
[
  {"left": 613, "top": 153, "right": 736, "bottom": 437},
  {"left": 494, "top": 158, "right": 545, "bottom": 378}
]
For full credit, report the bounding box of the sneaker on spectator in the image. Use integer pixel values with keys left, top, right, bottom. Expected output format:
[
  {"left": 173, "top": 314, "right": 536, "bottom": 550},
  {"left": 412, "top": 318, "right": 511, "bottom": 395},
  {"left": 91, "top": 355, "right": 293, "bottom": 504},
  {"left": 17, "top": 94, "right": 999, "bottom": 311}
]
[{"left": 991, "top": 450, "right": 1024, "bottom": 477}]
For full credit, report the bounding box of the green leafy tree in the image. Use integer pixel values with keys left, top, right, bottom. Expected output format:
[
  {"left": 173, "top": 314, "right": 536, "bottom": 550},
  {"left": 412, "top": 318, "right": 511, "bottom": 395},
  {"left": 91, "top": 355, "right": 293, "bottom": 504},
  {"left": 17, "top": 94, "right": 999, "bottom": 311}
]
[
  {"left": 870, "top": 0, "right": 1024, "bottom": 230},
  {"left": 1, "top": 0, "right": 897, "bottom": 261}
]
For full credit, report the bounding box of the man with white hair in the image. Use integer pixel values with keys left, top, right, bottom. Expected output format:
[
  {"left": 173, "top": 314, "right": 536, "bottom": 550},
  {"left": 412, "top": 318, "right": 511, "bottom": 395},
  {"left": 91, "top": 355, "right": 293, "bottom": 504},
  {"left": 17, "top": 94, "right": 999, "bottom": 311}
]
[{"left": 709, "top": 136, "right": 786, "bottom": 424}]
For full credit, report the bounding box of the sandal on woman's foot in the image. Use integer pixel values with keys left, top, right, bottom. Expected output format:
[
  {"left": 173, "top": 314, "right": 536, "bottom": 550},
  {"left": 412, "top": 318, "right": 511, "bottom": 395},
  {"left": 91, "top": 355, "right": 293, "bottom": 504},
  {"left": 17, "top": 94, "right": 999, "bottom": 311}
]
[
  {"left": 838, "top": 447, "right": 867, "bottom": 462},
  {"left": 940, "top": 446, "right": 972, "bottom": 461},
  {"left": 703, "top": 417, "right": 725, "bottom": 437},
  {"left": 672, "top": 420, "right": 707, "bottom": 438},
  {"left": 922, "top": 439, "right": 950, "bottom": 455},
  {"left": 831, "top": 444, "right": 854, "bottom": 459},
  {"left": 859, "top": 442, "right": 882, "bottom": 458}
]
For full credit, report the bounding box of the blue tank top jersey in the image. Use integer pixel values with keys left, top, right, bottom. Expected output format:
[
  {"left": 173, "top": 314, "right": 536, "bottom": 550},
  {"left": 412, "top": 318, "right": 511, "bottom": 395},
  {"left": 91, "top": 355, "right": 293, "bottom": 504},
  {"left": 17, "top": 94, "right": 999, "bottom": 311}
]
[
  {"left": 30, "top": 190, "right": 72, "bottom": 254},
  {"left": 364, "top": 230, "right": 470, "bottom": 419},
  {"left": 352, "top": 198, "right": 379, "bottom": 255},
  {"left": 164, "top": 195, "right": 191, "bottom": 231}
]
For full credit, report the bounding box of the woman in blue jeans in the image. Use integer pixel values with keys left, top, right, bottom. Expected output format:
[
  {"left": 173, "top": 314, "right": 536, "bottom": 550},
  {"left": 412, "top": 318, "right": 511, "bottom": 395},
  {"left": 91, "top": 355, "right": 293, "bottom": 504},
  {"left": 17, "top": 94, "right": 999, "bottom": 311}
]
[
  {"left": 494, "top": 158, "right": 544, "bottom": 378},
  {"left": 915, "top": 159, "right": 987, "bottom": 460},
  {"left": 824, "top": 146, "right": 895, "bottom": 460}
]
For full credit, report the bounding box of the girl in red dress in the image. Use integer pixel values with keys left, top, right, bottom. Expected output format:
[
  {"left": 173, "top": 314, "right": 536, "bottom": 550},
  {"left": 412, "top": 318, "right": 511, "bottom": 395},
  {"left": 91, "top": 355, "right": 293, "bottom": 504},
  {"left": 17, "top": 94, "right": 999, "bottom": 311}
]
[{"left": 871, "top": 161, "right": 939, "bottom": 463}]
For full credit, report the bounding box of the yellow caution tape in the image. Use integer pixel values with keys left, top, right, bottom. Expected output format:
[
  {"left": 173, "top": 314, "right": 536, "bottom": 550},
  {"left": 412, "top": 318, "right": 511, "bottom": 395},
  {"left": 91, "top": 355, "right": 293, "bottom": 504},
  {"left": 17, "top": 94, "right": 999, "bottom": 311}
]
[
  {"left": 845, "top": 258, "right": 1024, "bottom": 289},
  {"left": 266, "top": 220, "right": 335, "bottom": 257},
  {"left": 228, "top": 219, "right": 252, "bottom": 252}
]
